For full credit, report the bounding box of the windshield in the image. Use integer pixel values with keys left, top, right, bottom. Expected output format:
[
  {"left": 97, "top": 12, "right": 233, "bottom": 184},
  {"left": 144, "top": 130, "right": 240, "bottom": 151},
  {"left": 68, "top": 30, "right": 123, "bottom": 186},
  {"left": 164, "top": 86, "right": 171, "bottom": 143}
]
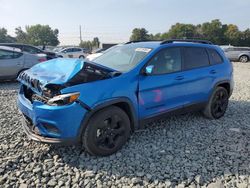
[{"left": 93, "top": 45, "right": 152, "bottom": 72}]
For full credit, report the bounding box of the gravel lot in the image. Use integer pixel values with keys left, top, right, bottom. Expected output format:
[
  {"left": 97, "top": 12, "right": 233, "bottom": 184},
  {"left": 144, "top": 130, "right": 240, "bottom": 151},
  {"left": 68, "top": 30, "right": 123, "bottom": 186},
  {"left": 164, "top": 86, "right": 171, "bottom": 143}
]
[{"left": 0, "top": 62, "right": 250, "bottom": 188}]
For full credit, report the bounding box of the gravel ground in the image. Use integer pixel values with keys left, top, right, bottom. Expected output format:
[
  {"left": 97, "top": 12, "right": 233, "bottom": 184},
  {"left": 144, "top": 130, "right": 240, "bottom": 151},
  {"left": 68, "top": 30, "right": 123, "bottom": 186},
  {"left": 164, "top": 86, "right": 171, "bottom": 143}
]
[{"left": 0, "top": 62, "right": 250, "bottom": 188}]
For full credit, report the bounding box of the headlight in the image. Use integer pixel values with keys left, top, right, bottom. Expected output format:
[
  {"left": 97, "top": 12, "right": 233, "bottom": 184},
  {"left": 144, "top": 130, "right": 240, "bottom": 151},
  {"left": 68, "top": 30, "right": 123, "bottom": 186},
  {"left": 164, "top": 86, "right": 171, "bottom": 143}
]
[{"left": 47, "top": 92, "right": 80, "bottom": 106}]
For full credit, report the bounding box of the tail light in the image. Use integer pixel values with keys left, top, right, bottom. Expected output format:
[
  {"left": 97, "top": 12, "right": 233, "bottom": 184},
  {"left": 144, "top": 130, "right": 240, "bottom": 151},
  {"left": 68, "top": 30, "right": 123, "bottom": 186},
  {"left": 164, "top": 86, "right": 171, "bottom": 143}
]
[{"left": 38, "top": 58, "right": 47, "bottom": 62}]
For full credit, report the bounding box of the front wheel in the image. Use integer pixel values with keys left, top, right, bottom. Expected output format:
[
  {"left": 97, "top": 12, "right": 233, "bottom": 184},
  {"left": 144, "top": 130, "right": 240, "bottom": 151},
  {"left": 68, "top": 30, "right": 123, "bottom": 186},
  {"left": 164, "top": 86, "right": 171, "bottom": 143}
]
[
  {"left": 203, "top": 87, "right": 229, "bottom": 119},
  {"left": 82, "top": 106, "right": 131, "bottom": 156}
]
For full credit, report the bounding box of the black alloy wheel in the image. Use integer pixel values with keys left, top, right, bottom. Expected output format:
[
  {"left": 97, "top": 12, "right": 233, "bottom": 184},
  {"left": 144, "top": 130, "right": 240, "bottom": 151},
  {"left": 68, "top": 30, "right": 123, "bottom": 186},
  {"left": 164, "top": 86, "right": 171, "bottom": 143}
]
[
  {"left": 211, "top": 88, "right": 229, "bottom": 118},
  {"left": 203, "top": 87, "right": 229, "bottom": 119},
  {"left": 82, "top": 106, "right": 131, "bottom": 156}
]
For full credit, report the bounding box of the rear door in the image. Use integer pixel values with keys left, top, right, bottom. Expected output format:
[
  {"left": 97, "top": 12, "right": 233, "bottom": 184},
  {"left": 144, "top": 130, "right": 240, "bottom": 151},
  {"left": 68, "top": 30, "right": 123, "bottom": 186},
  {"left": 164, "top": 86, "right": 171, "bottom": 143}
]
[
  {"left": 72, "top": 48, "right": 82, "bottom": 58},
  {"left": 65, "top": 48, "right": 74, "bottom": 58},
  {"left": 224, "top": 48, "right": 238, "bottom": 61},
  {"left": 138, "top": 47, "right": 186, "bottom": 119},
  {"left": 181, "top": 47, "right": 214, "bottom": 105},
  {"left": 0, "top": 49, "right": 24, "bottom": 78}
]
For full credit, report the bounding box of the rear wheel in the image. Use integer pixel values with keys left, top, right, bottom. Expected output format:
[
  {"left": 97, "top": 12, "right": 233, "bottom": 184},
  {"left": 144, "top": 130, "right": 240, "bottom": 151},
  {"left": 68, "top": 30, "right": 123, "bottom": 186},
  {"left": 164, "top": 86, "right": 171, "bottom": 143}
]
[
  {"left": 203, "top": 87, "right": 229, "bottom": 119},
  {"left": 239, "top": 55, "right": 249, "bottom": 63},
  {"left": 82, "top": 106, "right": 131, "bottom": 156},
  {"left": 79, "top": 55, "right": 85, "bottom": 59},
  {"left": 16, "top": 69, "right": 27, "bottom": 80}
]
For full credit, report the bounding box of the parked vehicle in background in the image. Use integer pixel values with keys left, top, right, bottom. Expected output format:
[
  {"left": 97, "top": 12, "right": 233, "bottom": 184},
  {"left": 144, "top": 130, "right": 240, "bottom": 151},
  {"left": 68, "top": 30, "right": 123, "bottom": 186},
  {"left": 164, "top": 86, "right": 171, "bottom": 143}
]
[
  {"left": 86, "top": 48, "right": 104, "bottom": 61},
  {"left": 222, "top": 46, "right": 250, "bottom": 63},
  {"left": 57, "top": 47, "right": 89, "bottom": 59},
  {"left": 0, "top": 46, "right": 46, "bottom": 80},
  {"left": 17, "top": 39, "right": 233, "bottom": 156},
  {"left": 0, "top": 43, "right": 57, "bottom": 60},
  {"left": 87, "top": 45, "right": 121, "bottom": 61}
]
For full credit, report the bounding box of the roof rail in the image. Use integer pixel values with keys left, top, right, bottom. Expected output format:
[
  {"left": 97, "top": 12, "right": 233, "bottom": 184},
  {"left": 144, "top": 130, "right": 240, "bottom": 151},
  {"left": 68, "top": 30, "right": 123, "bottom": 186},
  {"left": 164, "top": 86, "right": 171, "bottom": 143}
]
[
  {"left": 125, "top": 40, "right": 161, "bottom": 44},
  {"left": 160, "top": 39, "right": 213, "bottom": 45}
]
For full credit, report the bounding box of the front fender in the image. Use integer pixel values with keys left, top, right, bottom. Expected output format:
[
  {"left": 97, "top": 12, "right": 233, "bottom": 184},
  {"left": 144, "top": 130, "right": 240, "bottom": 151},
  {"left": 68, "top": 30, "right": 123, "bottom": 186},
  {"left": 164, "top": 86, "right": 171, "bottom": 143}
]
[{"left": 76, "top": 97, "right": 139, "bottom": 142}]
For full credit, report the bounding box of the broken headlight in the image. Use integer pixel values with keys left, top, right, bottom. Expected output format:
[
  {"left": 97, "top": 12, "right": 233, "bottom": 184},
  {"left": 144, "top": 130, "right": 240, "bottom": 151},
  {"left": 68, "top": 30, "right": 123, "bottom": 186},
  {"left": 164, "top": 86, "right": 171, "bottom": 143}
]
[{"left": 47, "top": 92, "right": 80, "bottom": 106}]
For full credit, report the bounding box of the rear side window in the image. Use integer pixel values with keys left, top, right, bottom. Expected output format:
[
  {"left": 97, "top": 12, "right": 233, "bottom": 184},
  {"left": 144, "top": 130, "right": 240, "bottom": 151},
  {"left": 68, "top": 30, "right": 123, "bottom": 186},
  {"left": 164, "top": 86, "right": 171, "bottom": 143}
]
[
  {"left": 207, "top": 49, "right": 223, "bottom": 65},
  {"left": 183, "top": 47, "right": 209, "bottom": 70},
  {"left": 23, "top": 46, "right": 42, "bottom": 54},
  {"left": 13, "top": 51, "right": 23, "bottom": 58},
  {"left": 73, "top": 48, "right": 82, "bottom": 52},
  {"left": 63, "top": 48, "right": 73, "bottom": 53}
]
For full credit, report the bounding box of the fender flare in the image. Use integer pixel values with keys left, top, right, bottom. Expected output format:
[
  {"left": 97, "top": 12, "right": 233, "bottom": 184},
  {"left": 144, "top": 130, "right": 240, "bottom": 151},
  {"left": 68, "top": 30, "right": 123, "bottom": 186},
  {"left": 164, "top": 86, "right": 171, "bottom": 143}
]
[
  {"left": 76, "top": 97, "right": 139, "bottom": 142},
  {"left": 210, "top": 80, "right": 232, "bottom": 99}
]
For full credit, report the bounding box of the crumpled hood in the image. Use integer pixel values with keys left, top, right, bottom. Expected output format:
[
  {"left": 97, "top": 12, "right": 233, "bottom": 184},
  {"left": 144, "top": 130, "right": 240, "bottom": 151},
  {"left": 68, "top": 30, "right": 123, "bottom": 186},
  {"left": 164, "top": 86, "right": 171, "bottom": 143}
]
[
  {"left": 20, "top": 58, "right": 84, "bottom": 85},
  {"left": 18, "top": 58, "right": 118, "bottom": 96}
]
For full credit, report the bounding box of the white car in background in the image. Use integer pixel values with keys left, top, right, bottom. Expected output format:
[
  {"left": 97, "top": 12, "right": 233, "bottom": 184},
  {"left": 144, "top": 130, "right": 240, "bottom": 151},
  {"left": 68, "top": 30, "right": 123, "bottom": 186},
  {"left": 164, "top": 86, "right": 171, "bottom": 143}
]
[
  {"left": 57, "top": 47, "right": 89, "bottom": 59},
  {"left": 86, "top": 45, "right": 121, "bottom": 61},
  {"left": 0, "top": 46, "right": 47, "bottom": 80}
]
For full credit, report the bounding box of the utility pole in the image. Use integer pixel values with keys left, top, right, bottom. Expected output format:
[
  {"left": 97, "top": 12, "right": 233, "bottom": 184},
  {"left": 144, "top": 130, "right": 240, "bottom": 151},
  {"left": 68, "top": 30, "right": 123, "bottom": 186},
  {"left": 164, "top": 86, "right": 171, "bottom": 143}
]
[{"left": 79, "top": 25, "right": 82, "bottom": 43}]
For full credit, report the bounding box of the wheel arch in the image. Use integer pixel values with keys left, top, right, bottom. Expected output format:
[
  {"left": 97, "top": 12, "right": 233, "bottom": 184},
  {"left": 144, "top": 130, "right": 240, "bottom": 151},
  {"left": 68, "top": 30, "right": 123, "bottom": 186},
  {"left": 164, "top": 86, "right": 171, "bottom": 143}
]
[
  {"left": 16, "top": 68, "right": 29, "bottom": 79},
  {"left": 77, "top": 97, "right": 138, "bottom": 142},
  {"left": 238, "top": 53, "right": 250, "bottom": 61},
  {"left": 213, "top": 80, "right": 231, "bottom": 96}
]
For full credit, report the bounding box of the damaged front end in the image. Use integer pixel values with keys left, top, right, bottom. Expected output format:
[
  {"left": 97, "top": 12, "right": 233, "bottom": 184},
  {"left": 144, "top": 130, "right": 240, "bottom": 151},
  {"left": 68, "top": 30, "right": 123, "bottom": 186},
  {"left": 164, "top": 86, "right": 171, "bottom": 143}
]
[{"left": 18, "top": 58, "right": 120, "bottom": 103}]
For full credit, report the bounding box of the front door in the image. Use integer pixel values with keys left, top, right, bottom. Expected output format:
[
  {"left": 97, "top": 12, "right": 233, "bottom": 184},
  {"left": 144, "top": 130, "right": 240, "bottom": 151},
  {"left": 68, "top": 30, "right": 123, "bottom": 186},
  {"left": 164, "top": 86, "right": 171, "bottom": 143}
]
[{"left": 138, "top": 47, "right": 186, "bottom": 119}]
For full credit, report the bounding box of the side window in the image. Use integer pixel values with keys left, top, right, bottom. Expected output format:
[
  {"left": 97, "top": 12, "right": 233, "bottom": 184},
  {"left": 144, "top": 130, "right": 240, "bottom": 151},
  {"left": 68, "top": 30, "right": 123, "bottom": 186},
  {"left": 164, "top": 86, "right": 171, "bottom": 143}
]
[
  {"left": 64, "top": 48, "right": 73, "bottom": 53},
  {"left": 74, "top": 48, "right": 82, "bottom": 52},
  {"left": 0, "top": 49, "right": 13, "bottom": 59},
  {"left": 23, "top": 46, "right": 41, "bottom": 54},
  {"left": 207, "top": 49, "right": 223, "bottom": 65},
  {"left": 12, "top": 51, "right": 23, "bottom": 59},
  {"left": 183, "top": 47, "right": 209, "bottom": 70},
  {"left": 147, "top": 48, "right": 182, "bottom": 75},
  {"left": 0, "top": 49, "right": 22, "bottom": 59}
]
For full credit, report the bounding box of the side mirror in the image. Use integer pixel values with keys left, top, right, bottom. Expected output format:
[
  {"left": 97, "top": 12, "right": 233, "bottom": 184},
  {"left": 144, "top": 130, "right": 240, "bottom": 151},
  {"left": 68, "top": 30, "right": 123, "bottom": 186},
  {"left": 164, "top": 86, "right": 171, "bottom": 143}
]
[{"left": 145, "top": 65, "right": 154, "bottom": 75}]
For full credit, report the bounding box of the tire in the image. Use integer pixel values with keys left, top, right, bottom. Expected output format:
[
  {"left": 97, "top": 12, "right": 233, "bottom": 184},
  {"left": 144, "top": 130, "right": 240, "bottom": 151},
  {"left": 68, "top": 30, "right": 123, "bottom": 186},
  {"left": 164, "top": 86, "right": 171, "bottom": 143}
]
[
  {"left": 79, "top": 55, "right": 85, "bottom": 59},
  {"left": 82, "top": 106, "right": 131, "bottom": 156},
  {"left": 203, "top": 87, "right": 229, "bottom": 119},
  {"left": 16, "top": 69, "right": 27, "bottom": 80},
  {"left": 239, "top": 55, "right": 249, "bottom": 63}
]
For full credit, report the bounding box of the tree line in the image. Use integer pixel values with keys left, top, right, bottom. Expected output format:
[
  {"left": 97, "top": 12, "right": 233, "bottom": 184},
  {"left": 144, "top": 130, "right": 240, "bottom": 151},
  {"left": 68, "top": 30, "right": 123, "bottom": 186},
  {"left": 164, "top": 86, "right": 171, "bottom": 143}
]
[
  {"left": 0, "top": 24, "right": 100, "bottom": 49},
  {"left": 130, "top": 19, "right": 250, "bottom": 46},
  {"left": 0, "top": 25, "right": 60, "bottom": 46}
]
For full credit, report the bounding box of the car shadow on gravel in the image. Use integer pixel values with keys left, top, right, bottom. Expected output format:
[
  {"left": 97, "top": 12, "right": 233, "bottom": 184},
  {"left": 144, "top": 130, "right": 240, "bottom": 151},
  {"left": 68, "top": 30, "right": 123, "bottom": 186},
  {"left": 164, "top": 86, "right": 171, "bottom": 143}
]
[
  {"left": 0, "top": 81, "right": 20, "bottom": 91},
  {"left": 47, "top": 99, "right": 250, "bottom": 186}
]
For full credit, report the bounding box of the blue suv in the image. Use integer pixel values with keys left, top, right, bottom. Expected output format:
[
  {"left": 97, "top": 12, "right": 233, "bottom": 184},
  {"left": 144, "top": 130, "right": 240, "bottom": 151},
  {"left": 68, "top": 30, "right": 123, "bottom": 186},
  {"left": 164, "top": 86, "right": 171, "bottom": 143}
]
[{"left": 17, "top": 39, "right": 234, "bottom": 156}]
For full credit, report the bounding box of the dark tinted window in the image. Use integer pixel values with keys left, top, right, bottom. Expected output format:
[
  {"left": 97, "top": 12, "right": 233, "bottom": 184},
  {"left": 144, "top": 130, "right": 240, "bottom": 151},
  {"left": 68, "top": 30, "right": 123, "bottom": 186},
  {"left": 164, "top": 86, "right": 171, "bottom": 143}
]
[
  {"left": 63, "top": 48, "right": 73, "bottom": 53},
  {"left": 208, "top": 49, "right": 223, "bottom": 65},
  {"left": 13, "top": 51, "right": 23, "bottom": 58},
  {"left": 237, "top": 48, "right": 250, "bottom": 51},
  {"left": 183, "top": 47, "right": 209, "bottom": 70},
  {"left": 147, "top": 48, "right": 182, "bottom": 74},
  {"left": 73, "top": 48, "right": 82, "bottom": 52},
  {"left": 224, "top": 48, "right": 233, "bottom": 52},
  {"left": 23, "top": 46, "right": 42, "bottom": 54},
  {"left": 0, "top": 49, "right": 22, "bottom": 59}
]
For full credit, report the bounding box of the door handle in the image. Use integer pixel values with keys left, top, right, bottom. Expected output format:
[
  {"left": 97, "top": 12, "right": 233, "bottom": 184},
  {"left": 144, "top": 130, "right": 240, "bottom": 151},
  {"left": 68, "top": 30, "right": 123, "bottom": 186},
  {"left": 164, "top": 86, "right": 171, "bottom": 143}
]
[
  {"left": 210, "top": 70, "right": 217, "bottom": 74},
  {"left": 175, "top": 76, "right": 184, "bottom": 80}
]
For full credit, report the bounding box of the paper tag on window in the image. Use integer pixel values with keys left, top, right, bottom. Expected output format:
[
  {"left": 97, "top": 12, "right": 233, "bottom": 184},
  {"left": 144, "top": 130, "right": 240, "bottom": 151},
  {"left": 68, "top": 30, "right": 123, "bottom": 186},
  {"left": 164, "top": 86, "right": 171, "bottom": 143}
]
[{"left": 135, "top": 48, "right": 152, "bottom": 53}]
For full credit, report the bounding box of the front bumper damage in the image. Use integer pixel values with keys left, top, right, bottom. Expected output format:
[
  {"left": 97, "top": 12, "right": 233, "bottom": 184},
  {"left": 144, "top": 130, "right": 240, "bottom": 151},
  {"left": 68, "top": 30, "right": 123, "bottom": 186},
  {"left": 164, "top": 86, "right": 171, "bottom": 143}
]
[{"left": 17, "top": 85, "right": 87, "bottom": 144}]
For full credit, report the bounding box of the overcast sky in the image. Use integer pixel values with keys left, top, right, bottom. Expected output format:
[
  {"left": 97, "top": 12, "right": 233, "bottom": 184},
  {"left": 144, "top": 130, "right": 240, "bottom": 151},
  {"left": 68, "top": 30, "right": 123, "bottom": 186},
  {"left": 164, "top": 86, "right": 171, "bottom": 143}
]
[{"left": 1, "top": 0, "right": 249, "bottom": 45}]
